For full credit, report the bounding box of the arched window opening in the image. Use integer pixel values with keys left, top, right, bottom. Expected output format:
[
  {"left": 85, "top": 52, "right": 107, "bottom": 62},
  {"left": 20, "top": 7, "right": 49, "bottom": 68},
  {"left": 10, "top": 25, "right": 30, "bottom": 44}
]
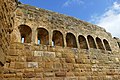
[
  {"left": 52, "top": 30, "right": 64, "bottom": 47},
  {"left": 21, "top": 36, "right": 25, "bottom": 43},
  {"left": 38, "top": 37, "right": 40, "bottom": 44},
  {"left": 96, "top": 37, "right": 104, "bottom": 50},
  {"left": 103, "top": 39, "right": 111, "bottom": 51},
  {"left": 18, "top": 25, "right": 32, "bottom": 43},
  {"left": 78, "top": 35, "right": 88, "bottom": 49},
  {"left": 117, "top": 42, "right": 120, "bottom": 48},
  {"left": 66, "top": 33, "right": 77, "bottom": 48},
  {"left": 52, "top": 41, "right": 55, "bottom": 46},
  {"left": 37, "top": 28, "right": 49, "bottom": 45},
  {"left": 87, "top": 35, "right": 96, "bottom": 49}
]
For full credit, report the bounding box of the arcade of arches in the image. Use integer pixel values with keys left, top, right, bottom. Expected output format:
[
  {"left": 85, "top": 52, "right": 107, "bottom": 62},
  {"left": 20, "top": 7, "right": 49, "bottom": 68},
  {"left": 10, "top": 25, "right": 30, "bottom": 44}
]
[{"left": 18, "top": 25, "right": 112, "bottom": 51}]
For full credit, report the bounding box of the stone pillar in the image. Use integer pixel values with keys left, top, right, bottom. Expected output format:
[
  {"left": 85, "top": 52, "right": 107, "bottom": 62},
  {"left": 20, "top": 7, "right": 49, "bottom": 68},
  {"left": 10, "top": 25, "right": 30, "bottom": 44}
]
[
  {"left": 93, "top": 37, "right": 98, "bottom": 49},
  {"left": 49, "top": 30, "right": 53, "bottom": 46},
  {"left": 76, "top": 36, "right": 80, "bottom": 49},
  {"left": 63, "top": 34, "right": 67, "bottom": 47},
  {"left": 102, "top": 40, "right": 106, "bottom": 50},
  {"left": 31, "top": 28, "right": 37, "bottom": 44},
  {"left": 35, "top": 29, "right": 38, "bottom": 44},
  {"left": 86, "top": 36, "right": 90, "bottom": 49}
]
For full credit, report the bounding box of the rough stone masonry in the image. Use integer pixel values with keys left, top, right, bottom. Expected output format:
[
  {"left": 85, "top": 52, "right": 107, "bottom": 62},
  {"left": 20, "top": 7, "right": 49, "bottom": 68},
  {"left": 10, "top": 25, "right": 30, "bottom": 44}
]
[
  {"left": 1, "top": 1, "right": 120, "bottom": 80},
  {"left": 0, "top": 0, "right": 17, "bottom": 74}
]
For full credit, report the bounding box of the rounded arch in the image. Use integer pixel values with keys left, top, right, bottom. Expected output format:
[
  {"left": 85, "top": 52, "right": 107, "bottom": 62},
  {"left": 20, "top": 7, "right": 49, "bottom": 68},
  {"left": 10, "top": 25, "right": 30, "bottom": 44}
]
[
  {"left": 78, "top": 35, "right": 88, "bottom": 49},
  {"left": 37, "top": 28, "right": 49, "bottom": 45},
  {"left": 87, "top": 35, "right": 96, "bottom": 49},
  {"left": 96, "top": 37, "right": 104, "bottom": 50},
  {"left": 103, "top": 39, "right": 111, "bottom": 51},
  {"left": 52, "top": 30, "right": 64, "bottom": 47},
  {"left": 66, "top": 33, "right": 77, "bottom": 48},
  {"left": 18, "top": 25, "right": 32, "bottom": 43}
]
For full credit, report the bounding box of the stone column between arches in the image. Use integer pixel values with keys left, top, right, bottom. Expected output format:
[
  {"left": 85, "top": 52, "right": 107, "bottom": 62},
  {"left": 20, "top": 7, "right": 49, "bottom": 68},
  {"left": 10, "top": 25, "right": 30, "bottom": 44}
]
[
  {"left": 31, "top": 28, "right": 36, "bottom": 44},
  {"left": 49, "top": 30, "right": 53, "bottom": 46},
  {"left": 63, "top": 34, "right": 67, "bottom": 47}
]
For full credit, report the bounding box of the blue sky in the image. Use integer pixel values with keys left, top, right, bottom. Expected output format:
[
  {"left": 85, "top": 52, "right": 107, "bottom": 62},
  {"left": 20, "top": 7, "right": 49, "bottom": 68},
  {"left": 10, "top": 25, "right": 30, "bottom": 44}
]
[{"left": 19, "top": 0, "right": 120, "bottom": 38}]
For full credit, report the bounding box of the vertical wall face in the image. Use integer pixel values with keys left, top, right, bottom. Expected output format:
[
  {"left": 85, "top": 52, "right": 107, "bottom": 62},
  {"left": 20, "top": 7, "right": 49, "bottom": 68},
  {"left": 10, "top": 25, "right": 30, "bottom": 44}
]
[
  {"left": 0, "top": 0, "right": 17, "bottom": 68},
  {"left": 1, "top": 3, "right": 120, "bottom": 79}
]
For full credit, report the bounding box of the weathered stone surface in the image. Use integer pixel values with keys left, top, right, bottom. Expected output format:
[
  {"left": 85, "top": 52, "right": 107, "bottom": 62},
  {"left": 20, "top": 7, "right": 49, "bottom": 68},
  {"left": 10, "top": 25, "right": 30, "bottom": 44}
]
[
  {"left": 55, "top": 72, "right": 66, "bottom": 77},
  {"left": 44, "top": 72, "right": 54, "bottom": 77},
  {"left": 23, "top": 72, "right": 36, "bottom": 78},
  {"left": 15, "top": 62, "right": 25, "bottom": 69},
  {"left": 0, "top": 0, "right": 17, "bottom": 66},
  {"left": 1, "top": 1, "right": 120, "bottom": 80},
  {"left": 43, "top": 51, "right": 56, "bottom": 58},
  {"left": 34, "top": 51, "right": 43, "bottom": 57}
]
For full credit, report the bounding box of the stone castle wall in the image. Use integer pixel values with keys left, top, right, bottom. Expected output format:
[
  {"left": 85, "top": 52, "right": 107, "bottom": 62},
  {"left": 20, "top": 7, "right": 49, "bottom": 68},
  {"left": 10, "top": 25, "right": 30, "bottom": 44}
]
[
  {"left": 1, "top": 3, "right": 120, "bottom": 80},
  {"left": 0, "top": 0, "right": 17, "bottom": 72},
  {"left": 3, "top": 43, "right": 120, "bottom": 80},
  {"left": 12, "top": 4, "right": 119, "bottom": 52}
]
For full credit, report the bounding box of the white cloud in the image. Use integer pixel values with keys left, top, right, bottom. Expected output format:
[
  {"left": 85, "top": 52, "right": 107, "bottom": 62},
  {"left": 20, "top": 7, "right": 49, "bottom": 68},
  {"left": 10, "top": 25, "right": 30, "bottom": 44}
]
[
  {"left": 90, "top": 2, "right": 120, "bottom": 38},
  {"left": 63, "top": 0, "right": 84, "bottom": 7}
]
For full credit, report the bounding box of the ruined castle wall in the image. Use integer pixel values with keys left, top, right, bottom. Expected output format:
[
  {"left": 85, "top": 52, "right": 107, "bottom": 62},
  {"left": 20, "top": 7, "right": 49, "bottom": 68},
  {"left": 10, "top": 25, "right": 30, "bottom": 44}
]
[
  {"left": 12, "top": 4, "right": 119, "bottom": 52},
  {"left": 2, "top": 4, "right": 120, "bottom": 80},
  {"left": 0, "top": 0, "right": 17, "bottom": 73},
  {"left": 3, "top": 42, "right": 120, "bottom": 80}
]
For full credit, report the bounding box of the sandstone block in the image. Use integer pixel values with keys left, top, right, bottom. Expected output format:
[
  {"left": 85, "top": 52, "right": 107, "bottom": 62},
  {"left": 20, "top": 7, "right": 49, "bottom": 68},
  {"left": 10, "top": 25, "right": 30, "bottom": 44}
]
[
  {"left": 65, "top": 58, "right": 75, "bottom": 63},
  {"left": 15, "top": 62, "right": 25, "bottom": 69},
  {"left": 39, "top": 45, "right": 47, "bottom": 51},
  {"left": 9, "top": 62, "right": 15, "bottom": 68},
  {"left": 34, "top": 68, "right": 44, "bottom": 73},
  {"left": 75, "top": 59, "right": 82, "bottom": 63},
  {"left": 28, "top": 62, "right": 38, "bottom": 68},
  {"left": 45, "top": 62, "right": 53, "bottom": 68},
  {"left": 62, "top": 53, "right": 74, "bottom": 58},
  {"left": 55, "top": 72, "right": 66, "bottom": 77},
  {"left": 18, "top": 56, "right": 26, "bottom": 62},
  {"left": 16, "top": 50, "right": 26, "bottom": 56},
  {"left": 66, "top": 72, "right": 74, "bottom": 76},
  {"left": 64, "top": 77, "right": 78, "bottom": 80},
  {"left": 16, "top": 73, "right": 23, "bottom": 78},
  {"left": 26, "top": 56, "right": 37, "bottom": 62},
  {"left": 53, "top": 63, "right": 62, "bottom": 69},
  {"left": 23, "top": 72, "right": 36, "bottom": 78},
  {"left": 6, "top": 56, "right": 19, "bottom": 62},
  {"left": 24, "top": 69, "right": 34, "bottom": 73},
  {"left": 43, "top": 51, "right": 55, "bottom": 58},
  {"left": 26, "top": 50, "right": 33, "bottom": 56},
  {"left": 44, "top": 72, "right": 54, "bottom": 77},
  {"left": 78, "top": 76, "right": 87, "bottom": 80},
  {"left": 24, "top": 45, "right": 31, "bottom": 50},
  {"left": 4, "top": 74, "right": 16, "bottom": 78},
  {"left": 56, "top": 52, "right": 62, "bottom": 58},
  {"left": 36, "top": 73, "right": 43, "bottom": 78},
  {"left": 73, "top": 64, "right": 79, "bottom": 68},
  {"left": 34, "top": 51, "right": 43, "bottom": 57},
  {"left": 8, "top": 49, "right": 17, "bottom": 56},
  {"left": 16, "top": 43, "right": 24, "bottom": 49},
  {"left": 38, "top": 62, "right": 45, "bottom": 68}
]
